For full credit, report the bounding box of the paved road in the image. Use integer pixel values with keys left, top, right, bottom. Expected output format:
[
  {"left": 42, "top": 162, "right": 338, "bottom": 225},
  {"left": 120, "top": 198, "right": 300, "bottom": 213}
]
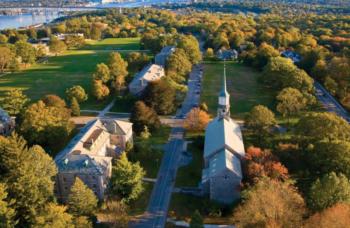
[
  {"left": 314, "top": 82, "right": 350, "bottom": 123},
  {"left": 131, "top": 64, "right": 203, "bottom": 228}
]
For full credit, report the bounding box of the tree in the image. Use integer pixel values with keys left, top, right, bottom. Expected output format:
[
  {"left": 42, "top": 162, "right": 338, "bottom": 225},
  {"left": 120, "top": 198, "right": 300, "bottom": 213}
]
[
  {"left": 20, "top": 100, "right": 74, "bottom": 153},
  {"left": 93, "top": 63, "right": 110, "bottom": 84},
  {"left": 108, "top": 52, "right": 128, "bottom": 91},
  {"left": 68, "top": 177, "right": 98, "bottom": 217},
  {"left": 276, "top": 87, "right": 308, "bottom": 118},
  {"left": 33, "top": 203, "right": 74, "bottom": 228},
  {"left": 205, "top": 48, "right": 214, "bottom": 59},
  {"left": 65, "top": 85, "right": 88, "bottom": 103},
  {"left": 92, "top": 80, "right": 110, "bottom": 100},
  {"left": 244, "top": 147, "right": 289, "bottom": 183},
  {"left": 183, "top": 108, "right": 210, "bottom": 132},
  {"left": 308, "top": 172, "right": 350, "bottom": 211},
  {"left": 49, "top": 37, "right": 67, "bottom": 56},
  {"left": 0, "top": 183, "right": 16, "bottom": 228},
  {"left": 324, "top": 77, "right": 338, "bottom": 96},
  {"left": 110, "top": 153, "right": 145, "bottom": 202},
  {"left": 296, "top": 112, "right": 350, "bottom": 142},
  {"left": 177, "top": 35, "right": 202, "bottom": 64},
  {"left": 254, "top": 42, "right": 279, "bottom": 69},
  {"left": 166, "top": 48, "right": 192, "bottom": 81},
  {"left": 304, "top": 203, "right": 350, "bottom": 228},
  {"left": 130, "top": 101, "right": 160, "bottom": 134},
  {"left": 0, "top": 46, "right": 15, "bottom": 73},
  {"left": 142, "top": 80, "right": 176, "bottom": 115},
  {"left": 64, "top": 35, "right": 85, "bottom": 49},
  {"left": 126, "top": 52, "right": 150, "bottom": 71},
  {"left": 190, "top": 210, "right": 204, "bottom": 228},
  {"left": 1, "top": 89, "right": 30, "bottom": 116},
  {"left": 15, "top": 41, "right": 36, "bottom": 66},
  {"left": 73, "top": 216, "right": 92, "bottom": 228},
  {"left": 0, "top": 135, "right": 57, "bottom": 226},
  {"left": 70, "top": 97, "right": 80, "bottom": 117},
  {"left": 42, "top": 94, "right": 67, "bottom": 108},
  {"left": 97, "top": 199, "right": 129, "bottom": 227},
  {"left": 245, "top": 105, "right": 276, "bottom": 136},
  {"left": 232, "top": 178, "right": 305, "bottom": 228}
]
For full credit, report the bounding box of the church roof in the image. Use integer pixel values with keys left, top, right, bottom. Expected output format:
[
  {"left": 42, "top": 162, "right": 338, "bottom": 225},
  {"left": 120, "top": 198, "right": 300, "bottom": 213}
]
[
  {"left": 208, "top": 148, "right": 242, "bottom": 178},
  {"left": 204, "top": 116, "right": 245, "bottom": 159}
]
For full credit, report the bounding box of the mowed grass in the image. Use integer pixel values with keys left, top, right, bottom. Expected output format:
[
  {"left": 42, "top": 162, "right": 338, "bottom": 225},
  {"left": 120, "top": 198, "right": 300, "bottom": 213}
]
[
  {"left": 84, "top": 38, "right": 141, "bottom": 50},
  {"left": 201, "top": 61, "right": 275, "bottom": 118},
  {"left": 0, "top": 38, "right": 142, "bottom": 110}
]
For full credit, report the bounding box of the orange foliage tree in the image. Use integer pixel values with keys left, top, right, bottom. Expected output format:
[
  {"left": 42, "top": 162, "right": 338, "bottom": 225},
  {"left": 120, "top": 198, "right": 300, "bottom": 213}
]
[
  {"left": 183, "top": 108, "right": 210, "bottom": 132},
  {"left": 304, "top": 203, "right": 350, "bottom": 228},
  {"left": 244, "top": 146, "right": 289, "bottom": 183}
]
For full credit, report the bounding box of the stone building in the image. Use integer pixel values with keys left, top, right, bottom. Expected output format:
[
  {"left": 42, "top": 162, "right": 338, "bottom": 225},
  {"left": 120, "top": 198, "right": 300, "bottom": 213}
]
[
  {"left": 54, "top": 118, "right": 133, "bottom": 202},
  {"left": 155, "top": 45, "right": 176, "bottom": 67},
  {"left": 201, "top": 66, "right": 245, "bottom": 204},
  {"left": 128, "top": 63, "right": 165, "bottom": 95}
]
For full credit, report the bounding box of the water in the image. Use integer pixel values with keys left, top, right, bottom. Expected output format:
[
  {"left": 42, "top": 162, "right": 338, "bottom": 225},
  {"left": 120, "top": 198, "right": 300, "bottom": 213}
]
[{"left": 0, "top": 13, "right": 60, "bottom": 30}]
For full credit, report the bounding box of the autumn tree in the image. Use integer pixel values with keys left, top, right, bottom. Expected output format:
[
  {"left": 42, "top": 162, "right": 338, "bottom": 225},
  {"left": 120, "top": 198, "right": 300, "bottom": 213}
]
[
  {"left": 0, "top": 183, "right": 16, "bottom": 227},
  {"left": 166, "top": 48, "right": 192, "bottom": 82},
  {"left": 49, "top": 36, "right": 67, "bottom": 55},
  {"left": 205, "top": 48, "right": 214, "bottom": 59},
  {"left": 304, "top": 203, "right": 350, "bottom": 228},
  {"left": 20, "top": 100, "right": 74, "bottom": 153},
  {"left": 254, "top": 42, "right": 279, "bottom": 69},
  {"left": 15, "top": 41, "right": 36, "bottom": 66},
  {"left": 142, "top": 80, "right": 176, "bottom": 115},
  {"left": 276, "top": 87, "right": 308, "bottom": 118},
  {"left": 42, "top": 94, "right": 66, "bottom": 108},
  {"left": 244, "top": 147, "right": 289, "bottom": 183},
  {"left": 68, "top": 178, "right": 98, "bottom": 217},
  {"left": 183, "top": 108, "right": 210, "bottom": 132},
  {"left": 64, "top": 35, "right": 85, "bottom": 49},
  {"left": 110, "top": 153, "right": 145, "bottom": 202},
  {"left": 65, "top": 85, "right": 88, "bottom": 103},
  {"left": 33, "top": 203, "right": 74, "bottom": 228},
  {"left": 296, "top": 112, "right": 350, "bottom": 142},
  {"left": 0, "top": 46, "right": 15, "bottom": 73},
  {"left": 233, "top": 178, "right": 305, "bottom": 228},
  {"left": 93, "top": 63, "right": 110, "bottom": 84},
  {"left": 70, "top": 97, "right": 80, "bottom": 117},
  {"left": 108, "top": 52, "right": 128, "bottom": 91},
  {"left": 245, "top": 105, "right": 276, "bottom": 139},
  {"left": 97, "top": 199, "right": 129, "bottom": 227},
  {"left": 126, "top": 52, "right": 150, "bottom": 71},
  {"left": 129, "top": 101, "right": 160, "bottom": 134},
  {"left": 177, "top": 35, "right": 202, "bottom": 64},
  {"left": 308, "top": 172, "right": 350, "bottom": 211},
  {"left": 1, "top": 89, "right": 30, "bottom": 116},
  {"left": 92, "top": 80, "right": 110, "bottom": 100}
]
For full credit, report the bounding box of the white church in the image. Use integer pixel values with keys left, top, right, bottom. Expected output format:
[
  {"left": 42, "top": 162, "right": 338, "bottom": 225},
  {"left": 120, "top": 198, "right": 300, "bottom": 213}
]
[{"left": 201, "top": 66, "right": 245, "bottom": 204}]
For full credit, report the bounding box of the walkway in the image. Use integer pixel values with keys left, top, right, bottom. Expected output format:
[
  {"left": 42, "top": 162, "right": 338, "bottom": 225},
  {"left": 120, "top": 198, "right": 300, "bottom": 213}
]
[
  {"left": 131, "top": 64, "right": 203, "bottom": 228},
  {"left": 315, "top": 82, "right": 350, "bottom": 123}
]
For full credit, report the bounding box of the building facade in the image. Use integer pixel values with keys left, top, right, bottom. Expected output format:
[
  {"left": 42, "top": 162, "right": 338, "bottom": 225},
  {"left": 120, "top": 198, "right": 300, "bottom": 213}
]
[
  {"left": 128, "top": 63, "right": 165, "bottom": 95},
  {"left": 201, "top": 66, "right": 245, "bottom": 204},
  {"left": 155, "top": 45, "right": 176, "bottom": 67},
  {"left": 54, "top": 118, "right": 133, "bottom": 202},
  {"left": 0, "top": 108, "right": 15, "bottom": 136}
]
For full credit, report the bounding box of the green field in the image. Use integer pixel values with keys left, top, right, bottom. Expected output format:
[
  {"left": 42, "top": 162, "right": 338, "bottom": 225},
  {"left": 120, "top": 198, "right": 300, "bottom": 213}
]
[
  {"left": 0, "top": 38, "right": 141, "bottom": 110},
  {"left": 201, "top": 61, "right": 275, "bottom": 118},
  {"left": 84, "top": 38, "right": 141, "bottom": 50}
]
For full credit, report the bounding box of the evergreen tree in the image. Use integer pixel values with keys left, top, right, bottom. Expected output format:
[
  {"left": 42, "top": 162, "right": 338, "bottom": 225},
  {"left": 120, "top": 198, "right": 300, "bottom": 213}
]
[
  {"left": 70, "top": 97, "right": 80, "bottom": 117},
  {"left": 33, "top": 203, "right": 74, "bottom": 228},
  {"left": 68, "top": 178, "right": 98, "bottom": 217},
  {"left": 0, "top": 183, "right": 16, "bottom": 228},
  {"left": 1, "top": 89, "right": 30, "bottom": 116},
  {"left": 190, "top": 210, "right": 204, "bottom": 228},
  {"left": 110, "top": 153, "right": 145, "bottom": 202}
]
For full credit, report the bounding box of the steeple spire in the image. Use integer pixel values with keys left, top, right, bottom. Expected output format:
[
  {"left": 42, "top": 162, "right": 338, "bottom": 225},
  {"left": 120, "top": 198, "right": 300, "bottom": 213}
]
[{"left": 218, "top": 61, "right": 230, "bottom": 118}]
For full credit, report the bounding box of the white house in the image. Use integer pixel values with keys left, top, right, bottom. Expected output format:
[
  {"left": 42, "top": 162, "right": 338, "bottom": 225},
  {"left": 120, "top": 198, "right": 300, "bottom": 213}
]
[
  {"left": 54, "top": 118, "right": 133, "bottom": 202},
  {"left": 128, "top": 64, "right": 165, "bottom": 95},
  {"left": 201, "top": 66, "right": 245, "bottom": 204}
]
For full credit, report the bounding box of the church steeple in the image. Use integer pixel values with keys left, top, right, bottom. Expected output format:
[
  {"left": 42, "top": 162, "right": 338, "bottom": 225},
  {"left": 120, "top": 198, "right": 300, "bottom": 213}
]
[{"left": 218, "top": 62, "right": 230, "bottom": 118}]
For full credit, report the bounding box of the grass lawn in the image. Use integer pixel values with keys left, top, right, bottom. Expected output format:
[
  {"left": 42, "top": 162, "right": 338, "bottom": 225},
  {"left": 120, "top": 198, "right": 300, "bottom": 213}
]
[
  {"left": 84, "top": 38, "right": 141, "bottom": 50},
  {"left": 0, "top": 38, "right": 143, "bottom": 110},
  {"left": 201, "top": 61, "right": 275, "bottom": 119}
]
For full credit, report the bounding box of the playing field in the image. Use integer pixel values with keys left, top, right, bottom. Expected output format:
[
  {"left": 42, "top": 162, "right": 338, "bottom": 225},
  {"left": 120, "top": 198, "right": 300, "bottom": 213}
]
[
  {"left": 201, "top": 61, "right": 275, "bottom": 118},
  {"left": 0, "top": 38, "right": 142, "bottom": 110}
]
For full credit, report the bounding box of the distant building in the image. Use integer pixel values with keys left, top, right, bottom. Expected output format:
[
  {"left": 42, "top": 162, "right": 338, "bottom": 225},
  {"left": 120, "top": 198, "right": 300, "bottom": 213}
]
[
  {"left": 155, "top": 46, "right": 176, "bottom": 67},
  {"left": 54, "top": 118, "right": 133, "bottom": 202},
  {"left": 128, "top": 64, "right": 165, "bottom": 95},
  {"left": 216, "top": 49, "right": 238, "bottom": 61},
  {"left": 281, "top": 50, "right": 301, "bottom": 63},
  {"left": 201, "top": 66, "right": 245, "bottom": 204},
  {"left": 0, "top": 108, "right": 15, "bottom": 136},
  {"left": 39, "top": 33, "right": 84, "bottom": 43}
]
